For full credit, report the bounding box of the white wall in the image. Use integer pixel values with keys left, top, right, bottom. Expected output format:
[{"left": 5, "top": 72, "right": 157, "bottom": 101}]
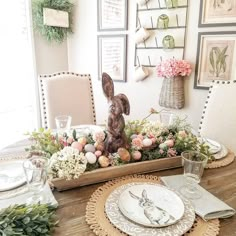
[
  {"left": 34, "top": 33, "right": 68, "bottom": 74},
  {"left": 67, "top": 0, "right": 235, "bottom": 129}
]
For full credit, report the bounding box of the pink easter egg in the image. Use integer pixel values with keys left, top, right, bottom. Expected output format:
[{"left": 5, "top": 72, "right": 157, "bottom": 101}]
[
  {"left": 71, "top": 141, "right": 83, "bottom": 152},
  {"left": 132, "top": 151, "right": 142, "bottom": 161},
  {"left": 164, "top": 139, "right": 174, "bottom": 147},
  {"left": 95, "top": 150, "right": 102, "bottom": 157}
]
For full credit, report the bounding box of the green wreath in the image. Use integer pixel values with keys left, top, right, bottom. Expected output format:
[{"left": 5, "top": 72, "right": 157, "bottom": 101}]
[{"left": 32, "top": 0, "right": 74, "bottom": 43}]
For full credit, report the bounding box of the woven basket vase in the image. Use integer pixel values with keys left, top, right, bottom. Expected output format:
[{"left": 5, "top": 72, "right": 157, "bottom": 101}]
[{"left": 159, "top": 76, "right": 184, "bottom": 109}]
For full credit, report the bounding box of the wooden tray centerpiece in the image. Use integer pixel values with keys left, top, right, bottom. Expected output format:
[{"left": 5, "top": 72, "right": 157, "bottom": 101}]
[{"left": 26, "top": 73, "right": 210, "bottom": 191}]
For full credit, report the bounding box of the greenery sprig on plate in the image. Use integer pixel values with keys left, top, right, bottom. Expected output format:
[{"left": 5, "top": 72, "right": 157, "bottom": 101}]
[
  {"left": 32, "top": 0, "right": 74, "bottom": 43},
  {"left": 0, "top": 204, "right": 58, "bottom": 236}
]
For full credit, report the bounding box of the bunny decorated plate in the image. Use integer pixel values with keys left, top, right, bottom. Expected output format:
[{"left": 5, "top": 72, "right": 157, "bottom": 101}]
[{"left": 118, "top": 184, "right": 185, "bottom": 228}]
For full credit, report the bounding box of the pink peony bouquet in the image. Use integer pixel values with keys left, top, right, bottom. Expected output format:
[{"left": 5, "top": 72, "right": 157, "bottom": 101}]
[{"left": 156, "top": 58, "right": 192, "bottom": 78}]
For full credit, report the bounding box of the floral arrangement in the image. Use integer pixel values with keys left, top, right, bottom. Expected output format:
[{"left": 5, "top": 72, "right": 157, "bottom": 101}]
[
  {"left": 156, "top": 58, "right": 192, "bottom": 78},
  {"left": 26, "top": 109, "right": 212, "bottom": 180},
  {"left": 49, "top": 147, "right": 87, "bottom": 180}
]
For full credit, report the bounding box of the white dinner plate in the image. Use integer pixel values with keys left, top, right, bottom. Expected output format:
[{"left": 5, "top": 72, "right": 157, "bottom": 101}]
[
  {"left": 205, "top": 138, "right": 222, "bottom": 154},
  {"left": 0, "top": 161, "right": 26, "bottom": 191},
  {"left": 213, "top": 144, "right": 228, "bottom": 160},
  {"left": 118, "top": 184, "right": 185, "bottom": 228}
]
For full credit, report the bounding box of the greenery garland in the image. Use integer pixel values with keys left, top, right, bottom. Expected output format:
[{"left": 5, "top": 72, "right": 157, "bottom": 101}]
[
  {"left": 32, "top": 0, "right": 74, "bottom": 43},
  {"left": 0, "top": 204, "right": 58, "bottom": 235}
]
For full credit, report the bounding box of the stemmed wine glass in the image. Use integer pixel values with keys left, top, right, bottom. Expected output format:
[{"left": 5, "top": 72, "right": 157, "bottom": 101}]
[
  {"left": 180, "top": 151, "right": 208, "bottom": 199},
  {"left": 23, "top": 156, "right": 48, "bottom": 204}
]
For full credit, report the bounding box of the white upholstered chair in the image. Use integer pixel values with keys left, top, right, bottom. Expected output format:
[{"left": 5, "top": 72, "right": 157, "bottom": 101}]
[
  {"left": 198, "top": 80, "right": 236, "bottom": 153},
  {"left": 38, "top": 72, "right": 96, "bottom": 129}
]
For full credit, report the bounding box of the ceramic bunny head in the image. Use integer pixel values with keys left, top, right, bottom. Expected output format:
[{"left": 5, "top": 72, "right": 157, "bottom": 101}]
[{"left": 102, "top": 72, "right": 130, "bottom": 153}]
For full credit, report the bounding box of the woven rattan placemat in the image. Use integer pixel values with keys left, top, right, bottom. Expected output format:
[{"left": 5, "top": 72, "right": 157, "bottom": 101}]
[
  {"left": 206, "top": 150, "right": 235, "bottom": 169},
  {"left": 86, "top": 175, "right": 220, "bottom": 236}
]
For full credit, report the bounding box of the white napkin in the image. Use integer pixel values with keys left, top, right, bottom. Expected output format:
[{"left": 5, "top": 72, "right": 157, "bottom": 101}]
[
  {"left": 0, "top": 183, "right": 58, "bottom": 209},
  {"left": 161, "top": 175, "right": 235, "bottom": 221}
]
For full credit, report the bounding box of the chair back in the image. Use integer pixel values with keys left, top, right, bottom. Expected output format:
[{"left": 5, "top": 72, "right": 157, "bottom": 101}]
[
  {"left": 39, "top": 72, "right": 96, "bottom": 129},
  {"left": 199, "top": 80, "right": 236, "bottom": 153}
]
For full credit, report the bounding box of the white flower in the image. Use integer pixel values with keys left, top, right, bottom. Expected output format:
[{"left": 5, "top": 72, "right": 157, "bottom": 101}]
[
  {"left": 48, "top": 147, "right": 87, "bottom": 180},
  {"left": 92, "top": 131, "right": 105, "bottom": 143}
]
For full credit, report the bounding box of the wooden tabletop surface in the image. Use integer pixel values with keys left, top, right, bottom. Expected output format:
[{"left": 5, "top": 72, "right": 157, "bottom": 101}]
[
  {"left": 1, "top": 140, "right": 236, "bottom": 236},
  {"left": 53, "top": 159, "right": 236, "bottom": 236}
]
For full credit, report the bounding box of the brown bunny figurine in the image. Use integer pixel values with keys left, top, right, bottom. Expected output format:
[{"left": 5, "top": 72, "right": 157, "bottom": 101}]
[{"left": 102, "top": 72, "right": 130, "bottom": 154}]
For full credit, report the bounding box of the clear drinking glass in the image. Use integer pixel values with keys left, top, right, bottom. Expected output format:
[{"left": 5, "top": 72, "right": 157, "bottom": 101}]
[
  {"left": 180, "top": 151, "right": 208, "bottom": 199},
  {"left": 55, "top": 115, "right": 72, "bottom": 134},
  {"left": 23, "top": 156, "right": 48, "bottom": 203},
  {"left": 160, "top": 111, "right": 177, "bottom": 126}
]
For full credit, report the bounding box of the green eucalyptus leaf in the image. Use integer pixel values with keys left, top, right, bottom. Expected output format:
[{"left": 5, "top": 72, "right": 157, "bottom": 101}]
[{"left": 0, "top": 204, "right": 58, "bottom": 235}]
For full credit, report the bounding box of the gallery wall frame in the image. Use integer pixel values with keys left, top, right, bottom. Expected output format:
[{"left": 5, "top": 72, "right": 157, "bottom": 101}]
[
  {"left": 97, "top": 0, "right": 128, "bottom": 31},
  {"left": 199, "top": 0, "right": 236, "bottom": 27},
  {"left": 194, "top": 31, "right": 236, "bottom": 89},
  {"left": 98, "top": 34, "right": 127, "bottom": 82}
]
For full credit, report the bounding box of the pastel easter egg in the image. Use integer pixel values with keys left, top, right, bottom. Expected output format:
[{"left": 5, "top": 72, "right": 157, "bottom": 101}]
[
  {"left": 78, "top": 137, "right": 87, "bottom": 146},
  {"left": 117, "top": 148, "right": 131, "bottom": 162},
  {"left": 132, "top": 151, "right": 142, "bottom": 161},
  {"left": 130, "top": 134, "right": 137, "bottom": 140},
  {"left": 164, "top": 139, "right": 174, "bottom": 147},
  {"left": 84, "top": 144, "right": 96, "bottom": 153},
  {"left": 159, "top": 143, "right": 167, "bottom": 149},
  {"left": 85, "top": 152, "right": 97, "bottom": 164},
  {"left": 98, "top": 155, "right": 110, "bottom": 167},
  {"left": 71, "top": 141, "right": 83, "bottom": 152},
  {"left": 95, "top": 150, "right": 102, "bottom": 157},
  {"left": 94, "top": 142, "right": 104, "bottom": 152},
  {"left": 142, "top": 138, "right": 152, "bottom": 147}
]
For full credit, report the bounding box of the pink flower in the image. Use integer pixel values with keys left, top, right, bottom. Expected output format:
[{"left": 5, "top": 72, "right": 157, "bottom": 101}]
[
  {"left": 167, "top": 148, "right": 177, "bottom": 157},
  {"left": 159, "top": 149, "right": 164, "bottom": 154},
  {"left": 156, "top": 59, "right": 192, "bottom": 78},
  {"left": 137, "top": 134, "right": 144, "bottom": 140},
  {"left": 132, "top": 138, "right": 143, "bottom": 150},
  {"left": 67, "top": 137, "right": 74, "bottom": 145},
  {"left": 164, "top": 139, "right": 174, "bottom": 147},
  {"left": 92, "top": 131, "right": 105, "bottom": 143}
]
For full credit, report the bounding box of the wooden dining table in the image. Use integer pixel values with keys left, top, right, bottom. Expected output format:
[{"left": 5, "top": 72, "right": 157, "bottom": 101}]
[
  {"left": 52, "top": 159, "right": 236, "bottom": 236},
  {"left": 1, "top": 140, "right": 236, "bottom": 236}
]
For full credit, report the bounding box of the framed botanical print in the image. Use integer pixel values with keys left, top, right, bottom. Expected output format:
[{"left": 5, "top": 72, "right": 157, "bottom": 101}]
[
  {"left": 98, "top": 35, "right": 127, "bottom": 82},
  {"left": 194, "top": 31, "right": 236, "bottom": 89},
  {"left": 199, "top": 0, "right": 236, "bottom": 27},
  {"left": 97, "top": 0, "right": 128, "bottom": 31}
]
